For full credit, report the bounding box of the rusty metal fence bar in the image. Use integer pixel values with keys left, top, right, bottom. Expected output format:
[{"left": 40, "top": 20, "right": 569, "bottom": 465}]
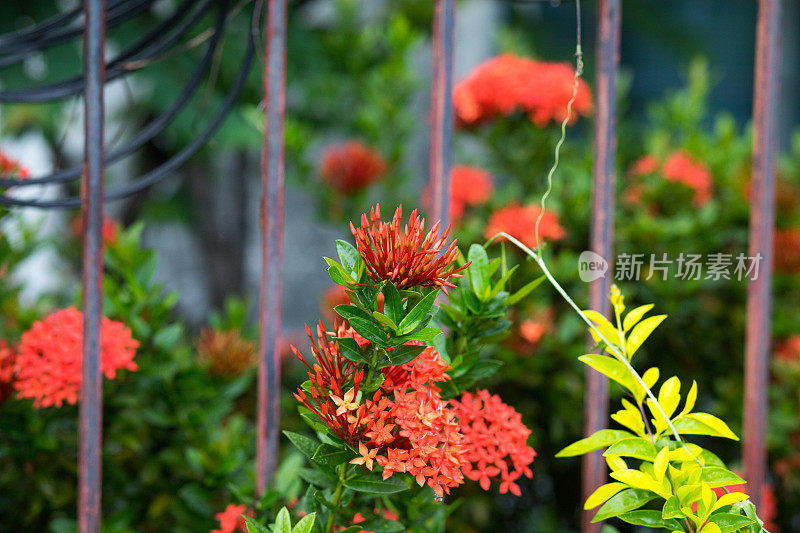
[
  {"left": 582, "top": 0, "right": 620, "bottom": 530},
  {"left": 256, "top": 0, "right": 287, "bottom": 495},
  {"left": 78, "top": 0, "right": 106, "bottom": 531},
  {"left": 743, "top": 0, "right": 781, "bottom": 511},
  {"left": 429, "top": 0, "right": 455, "bottom": 229}
]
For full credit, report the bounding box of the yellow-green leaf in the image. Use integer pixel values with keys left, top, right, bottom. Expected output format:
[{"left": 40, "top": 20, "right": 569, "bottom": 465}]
[
  {"left": 623, "top": 304, "right": 654, "bottom": 332},
  {"left": 555, "top": 429, "right": 633, "bottom": 457},
  {"left": 606, "top": 454, "right": 628, "bottom": 472},
  {"left": 653, "top": 447, "right": 669, "bottom": 481},
  {"left": 578, "top": 354, "right": 638, "bottom": 395},
  {"left": 710, "top": 492, "right": 749, "bottom": 513},
  {"left": 592, "top": 489, "right": 656, "bottom": 522},
  {"left": 635, "top": 367, "right": 660, "bottom": 404},
  {"left": 611, "top": 407, "right": 646, "bottom": 437},
  {"left": 700, "top": 522, "right": 721, "bottom": 533},
  {"left": 583, "top": 310, "right": 621, "bottom": 347},
  {"left": 610, "top": 469, "right": 669, "bottom": 498},
  {"left": 681, "top": 380, "right": 698, "bottom": 416},
  {"left": 584, "top": 482, "right": 627, "bottom": 510},
  {"left": 673, "top": 413, "right": 739, "bottom": 441},
  {"left": 658, "top": 376, "right": 682, "bottom": 420},
  {"left": 604, "top": 438, "right": 658, "bottom": 462},
  {"left": 626, "top": 315, "right": 667, "bottom": 358}
]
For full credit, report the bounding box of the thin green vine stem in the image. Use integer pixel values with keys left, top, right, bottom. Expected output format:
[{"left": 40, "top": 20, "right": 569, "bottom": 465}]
[
  {"left": 325, "top": 463, "right": 349, "bottom": 533},
  {"left": 485, "top": 232, "right": 705, "bottom": 469}
]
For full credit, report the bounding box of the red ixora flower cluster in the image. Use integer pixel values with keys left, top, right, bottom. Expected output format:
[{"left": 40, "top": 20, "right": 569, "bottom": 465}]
[
  {"left": 292, "top": 326, "right": 536, "bottom": 499},
  {"left": 451, "top": 390, "right": 536, "bottom": 495},
  {"left": 350, "top": 204, "right": 469, "bottom": 292},
  {"left": 211, "top": 503, "right": 249, "bottom": 533},
  {"left": 0, "top": 148, "right": 30, "bottom": 179},
  {"left": 484, "top": 203, "right": 566, "bottom": 251},
  {"left": 453, "top": 54, "right": 593, "bottom": 127},
  {"left": 321, "top": 141, "right": 387, "bottom": 195},
  {"left": 628, "top": 151, "right": 713, "bottom": 207},
  {"left": 12, "top": 307, "right": 139, "bottom": 408}
]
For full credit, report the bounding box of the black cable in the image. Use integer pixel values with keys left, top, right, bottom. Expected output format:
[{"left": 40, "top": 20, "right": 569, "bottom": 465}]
[
  {"left": 0, "top": 0, "right": 158, "bottom": 67},
  {"left": 0, "top": 1, "right": 254, "bottom": 209},
  {"left": 0, "top": 4, "right": 83, "bottom": 48},
  {"left": 0, "top": 0, "right": 227, "bottom": 188},
  {"left": 0, "top": 0, "right": 215, "bottom": 102}
]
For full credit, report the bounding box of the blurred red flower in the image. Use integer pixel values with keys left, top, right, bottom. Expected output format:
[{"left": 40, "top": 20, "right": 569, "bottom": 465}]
[
  {"left": 0, "top": 149, "right": 30, "bottom": 179},
  {"left": 774, "top": 227, "right": 800, "bottom": 274},
  {"left": 71, "top": 214, "right": 120, "bottom": 245},
  {"left": 211, "top": 503, "right": 249, "bottom": 533},
  {"left": 450, "top": 165, "right": 494, "bottom": 222},
  {"left": 484, "top": 203, "right": 566, "bottom": 250},
  {"left": 661, "top": 151, "right": 713, "bottom": 207},
  {"left": 454, "top": 54, "right": 592, "bottom": 127},
  {"left": 13, "top": 307, "right": 138, "bottom": 408},
  {"left": 775, "top": 335, "right": 800, "bottom": 364},
  {"left": 0, "top": 341, "right": 16, "bottom": 402},
  {"left": 629, "top": 155, "right": 660, "bottom": 176},
  {"left": 321, "top": 141, "right": 387, "bottom": 194},
  {"left": 350, "top": 204, "right": 468, "bottom": 292}
]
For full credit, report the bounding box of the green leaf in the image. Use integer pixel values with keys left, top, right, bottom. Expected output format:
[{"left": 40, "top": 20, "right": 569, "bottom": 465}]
[
  {"left": 298, "top": 468, "right": 336, "bottom": 488},
  {"left": 343, "top": 475, "right": 408, "bottom": 494},
  {"left": 347, "top": 317, "right": 388, "bottom": 345},
  {"left": 382, "top": 282, "right": 403, "bottom": 325},
  {"left": 593, "top": 489, "right": 656, "bottom": 522},
  {"left": 335, "top": 304, "right": 375, "bottom": 323},
  {"left": 372, "top": 311, "right": 398, "bottom": 332},
  {"left": 490, "top": 264, "right": 519, "bottom": 298},
  {"left": 622, "top": 304, "right": 654, "bottom": 332},
  {"left": 625, "top": 315, "right": 667, "bottom": 357},
  {"left": 292, "top": 513, "right": 316, "bottom": 533},
  {"left": 556, "top": 429, "right": 633, "bottom": 457},
  {"left": 466, "top": 359, "right": 503, "bottom": 381},
  {"left": 245, "top": 517, "right": 270, "bottom": 533},
  {"left": 336, "top": 240, "right": 360, "bottom": 273},
  {"left": 274, "top": 507, "right": 292, "bottom": 533},
  {"left": 506, "top": 275, "right": 545, "bottom": 305},
  {"left": 335, "top": 337, "right": 369, "bottom": 364},
  {"left": 377, "top": 344, "right": 426, "bottom": 369},
  {"left": 325, "top": 257, "right": 353, "bottom": 284},
  {"left": 707, "top": 513, "right": 757, "bottom": 532},
  {"left": 358, "top": 517, "right": 405, "bottom": 533},
  {"left": 578, "top": 354, "right": 638, "bottom": 395},
  {"left": 672, "top": 413, "right": 739, "bottom": 440},
  {"left": 698, "top": 467, "right": 746, "bottom": 488},
  {"left": 402, "top": 326, "right": 441, "bottom": 342},
  {"left": 284, "top": 431, "right": 319, "bottom": 459},
  {"left": 398, "top": 291, "right": 438, "bottom": 333},
  {"left": 604, "top": 438, "right": 658, "bottom": 462},
  {"left": 662, "top": 496, "right": 683, "bottom": 519},
  {"left": 618, "top": 510, "right": 682, "bottom": 530},
  {"left": 312, "top": 444, "right": 353, "bottom": 467},
  {"left": 467, "top": 244, "right": 490, "bottom": 299}
]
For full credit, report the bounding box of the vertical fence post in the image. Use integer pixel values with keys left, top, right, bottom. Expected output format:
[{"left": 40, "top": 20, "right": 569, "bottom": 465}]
[
  {"left": 583, "top": 1, "right": 620, "bottom": 531},
  {"left": 743, "top": 0, "right": 781, "bottom": 511},
  {"left": 256, "top": 0, "right": 287, "bottom": 495},
  {"left": 429, "top": 0, "right": 454, "bottom": 228},
  {"left": 78, "top": 0, "right": 105, "bottom": 531}
]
